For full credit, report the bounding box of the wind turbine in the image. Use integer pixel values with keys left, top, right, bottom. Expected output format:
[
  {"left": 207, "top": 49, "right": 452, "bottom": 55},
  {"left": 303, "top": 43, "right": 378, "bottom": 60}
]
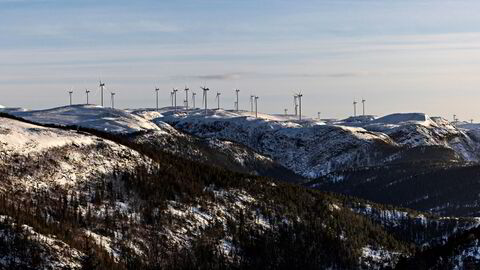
[
  {"left": 68, "top": 90, "right": 73, "bottom": 106},
  {"left": 216, "top": 92, "right": 221, "bottom": 110},
  {"left": 85, "top": 89, "right": 90, "bottom": 105},
  {"left": 250, "top": 95, "right": 255, "bottom": 114},
  {"left": 235, "top": 89, "right": 240, "bottom": 111},
  {"left": 170, "top": 91, "right": 174, "bottom": 106},
  {"left": 254, "top": 96, "right": 259, "bottom": 118},
  {"left": 155, "top": 87, "right": 159, "bottom": 111},
  {"left": 318, "top": 112, "right": 321, "bottom": 120},
  {"left": 293, "top": 95, "right": 298, "bottom": 116},
  {"left": 99, "top": 81, "right": 105, "bottom": 107},
  {"left": 173, "top": 88, "right": 178, "bottom": 111},
  {"left": 362, "top": 98, "right": 366, "bottom": 116},
  {"left": 184, "top": 86, "right": 189, "bottom": 109},
  {"left": 201, "top": 86, "right": 209, "bottom": 115},
  {"left": 111, "top": 92, "right": 116, "bottom": 109},
  {"left": 192, "top": 92, "right": 196, "bottom": 108},
  {"left": 284, "top": 108, "right": 288, "bottom": 116},
  {"left": 353, "top": 100, "right": 358, "bottom": 117},
  {"left": 296, "top": 92, "right": 303, "bottom": 121}
]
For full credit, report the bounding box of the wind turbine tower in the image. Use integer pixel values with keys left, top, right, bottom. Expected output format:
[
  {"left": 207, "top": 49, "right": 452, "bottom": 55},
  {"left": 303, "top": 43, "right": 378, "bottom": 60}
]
[
  {"left": 235, "top": 89, "right": 240, "bottom": 112},
  {"left": 173, "top": 88, "right": 178, "bottom": 111},
  {"left": 297, "top": 92, "right": 303, "bottom": 121},
  {"left": 68, "top": 90, "right": 73, "bottom": 106},
  {"left": 111, "top": 92, "right": 115, "bottom": 109},
  {"left": 250, "top": 95, "right": 255, "bottom": 114},
  {"left": 254, "top": 96, "right": 259, "bottom": 118},
  {"left": 353, "top": 100, "right": 358, "bottom": 117},
  {"left": 201, "top": 86, "right": 209, "bottom": 115},
  {"left": 85, "top": 89, "right": 90, "bottom": 105},
  {"left": 170, "top": 91, "right": 174, "bottom": 106},
  {"left": 155, "top": 88, "right": 159, "bottom": 111},
  {"left": 318, "top": 112, "right": 321, "bottom": 120},
  {"left": 184, "top": 86, "right": 189, "bottom": 109},
  {"left": 362, "top": 98, "right": 366, "bottom": 116},
  {"left": 216, "top": 92, "right": 221, "bottom": 110},
  {"left": 99, "top": 81, "right": 105, "bottom": 107},
  {"left": 294, "top": 95, "right": 298, "bottom": 116},
  {"left": 192, "top": 92, "right": 196, "bottom": 108},
  {"left": 284, "top": 109, "right": 288, "bottom": 116}
]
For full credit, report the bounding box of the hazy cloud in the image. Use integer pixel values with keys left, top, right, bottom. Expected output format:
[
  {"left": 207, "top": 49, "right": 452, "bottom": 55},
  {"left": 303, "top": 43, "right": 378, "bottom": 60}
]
[{"left": 173, "top": 73, "right": 243, "bottom": 81}]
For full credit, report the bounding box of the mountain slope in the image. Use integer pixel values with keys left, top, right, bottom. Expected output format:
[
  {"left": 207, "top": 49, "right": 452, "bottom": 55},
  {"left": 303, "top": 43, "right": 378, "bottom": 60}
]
[
  {"left": 310, "top": 162, "right": 480, "bottom": 217},
  {"left": 12, "top": 105, "right": 160, "bottom": 133},
  {"left": 159, "top": 109, "right": 400, "bottom": 179},
  {"left": 158, "top": 110, "right": 480, "bottom": 179},
  {"left": 3, "top": 115, "right": 480, "bottom": 269},
  {"left": 7, "top": 106, "right": 302, "bottom": 182}
]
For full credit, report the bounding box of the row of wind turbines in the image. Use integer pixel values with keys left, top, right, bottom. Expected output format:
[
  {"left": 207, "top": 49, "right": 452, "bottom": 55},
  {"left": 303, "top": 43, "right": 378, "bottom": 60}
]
[
  {"left": 161, "top": 86, "right": 263, "bottom": 118},
  {"left": 68, "top": 81, "right": 369, "bottom": 120}
]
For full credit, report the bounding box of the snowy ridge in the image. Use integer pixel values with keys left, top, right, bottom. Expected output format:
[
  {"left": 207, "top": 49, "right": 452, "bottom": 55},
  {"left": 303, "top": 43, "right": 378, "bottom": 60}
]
[
  {"left": 3, "top": 108, "right": 480, "bottom": 268},
  {"left": 0, "top": 116, "right": 153, "bottom": 191},
  {"left": 7, "top": 105, "right": 480, "bottom": 180},
  {"left": 11, "top": 105, "right": 161, "bottom": 133},
  {"left": 155, "top": 110, "right": 392, "bottom": 178},
  {"left": 158, "top": 109, "right": 480, "bottom": 178},
  {"left": 0, "top": 117, "right": 95, "bottom": 154}
]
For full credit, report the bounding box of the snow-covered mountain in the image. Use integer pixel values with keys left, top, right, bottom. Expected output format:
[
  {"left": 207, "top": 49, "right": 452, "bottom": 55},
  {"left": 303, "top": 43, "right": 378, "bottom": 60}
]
[
  {"left": 5, "top": 105, "right": 301, "bottom": 182},
  {"left": 10, "top": 105, "right": 480, "bottom": 180},
  {"left": 0, "top": 116, "right": 153, "bottom": 193},
  {"left": 157, "top": 109, "right": 480, "bottom": 179},
  {"left": 3, "top": 108, "right": 480, "bottom": 268},
  {"left": 11, "top": 105, "right": 160, "bottom": 133}
]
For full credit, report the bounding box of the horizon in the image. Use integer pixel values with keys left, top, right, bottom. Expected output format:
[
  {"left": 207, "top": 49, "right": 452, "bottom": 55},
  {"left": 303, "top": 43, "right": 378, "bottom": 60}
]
[
  {"left": 2, "top": 0, "right": 480, "bottom": 121},
  {"left": 1, "top": 102, "right": 469, "bottom": 123}
]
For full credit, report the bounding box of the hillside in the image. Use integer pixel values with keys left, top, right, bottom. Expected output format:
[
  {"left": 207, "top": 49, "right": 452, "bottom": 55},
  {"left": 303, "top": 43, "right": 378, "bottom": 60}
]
[
  {"left": 158, "top": 109, "right": 480, "bottom": 179},
  {"left": 7, "top": 106, "right": 302, "bottom": 182},
  {"left": 2, "top": 115, "right": 480, "bottom": 269}
]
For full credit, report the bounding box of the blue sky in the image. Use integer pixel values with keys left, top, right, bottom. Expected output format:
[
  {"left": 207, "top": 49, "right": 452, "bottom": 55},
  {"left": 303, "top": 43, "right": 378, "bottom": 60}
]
[{"left": 2, "top": 0, "right": 480, "bottom": 120}]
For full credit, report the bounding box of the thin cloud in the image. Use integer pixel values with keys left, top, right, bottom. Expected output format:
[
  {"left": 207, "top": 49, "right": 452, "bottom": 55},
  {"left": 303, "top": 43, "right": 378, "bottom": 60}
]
[
  {"left": 172, "top": 71, "right": 378, "bottom": 82},
  {"left": 173, "top": 73, "right": 243, "bottom": 81}
]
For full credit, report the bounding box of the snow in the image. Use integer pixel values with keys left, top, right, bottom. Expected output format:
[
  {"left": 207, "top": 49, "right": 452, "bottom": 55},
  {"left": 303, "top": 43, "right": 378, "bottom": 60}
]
[
  {"left": 157, "top": 108, "right": 398, "bottom": 178},
  {"left": 0, "top": 106, "right": 28, "bottom": 113},
  {"left": 452, "top": 239, "right": 480, "bottom": 269},
  {"left": 360, "top": 245, "right": 402, "bottom": 269},
  {"left": 11, "top": 105, "right": 161, "bottom": 133},
  {"left": 5, "top": 104, "right": 480, "bottom": 180},
  {"left": 372, "top": 113, "right": 431, "bottom": 125},
  {"left": 158, "top": 107, "right": 480, "bottom": 178},
  {"left": 0, "top": 217, "right": 84, "bottom": 269},
  {"left": 0, "top": 117, "right": 95, "bottom": 154},
  {"left": 0, "top": 116, "right": 154, "bottom": 193}
]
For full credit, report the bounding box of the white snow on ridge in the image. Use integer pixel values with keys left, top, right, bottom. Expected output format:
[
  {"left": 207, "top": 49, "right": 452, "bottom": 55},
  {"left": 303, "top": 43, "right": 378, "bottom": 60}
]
[
  {"left": 158, "top": 108, "right": 396, "bottom": 178},
  {"left": 372, "top": 113, "right": 431, "bottom": 125},
  {"left": 11, "top": 105, "right": 160, "bottom": 133},
  {"left": 0, "top": 116, "right": 154, "bottom": 191},
  {"left": 0, "top": 117, "right": 95, "bottom": 154},
  {"left": 0, "top": 106, "right": 28, "bottom": 113},
  {"left": 153, "top": 107, "right": 480, "bottom": 178},
  {"left": 4, "top": 104, "right": 480, "bottom": 179}
]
